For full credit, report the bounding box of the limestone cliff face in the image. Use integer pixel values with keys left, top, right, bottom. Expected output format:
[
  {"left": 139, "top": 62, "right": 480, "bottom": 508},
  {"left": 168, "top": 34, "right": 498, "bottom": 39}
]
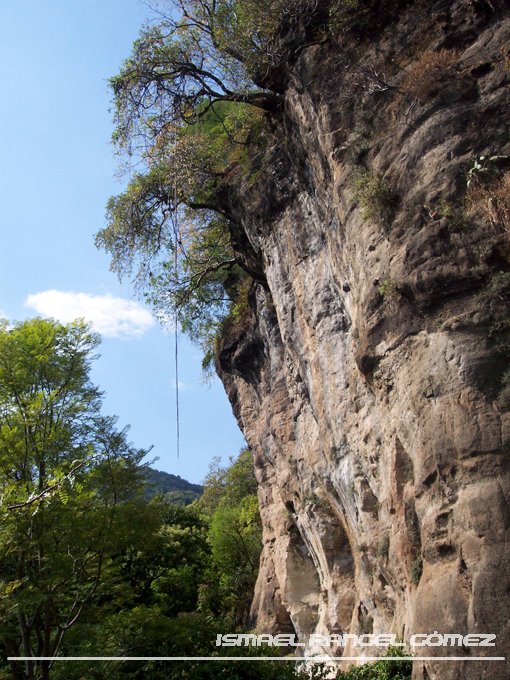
[{"left": 216, "top": 1, "right": 510, "bottom": 677}]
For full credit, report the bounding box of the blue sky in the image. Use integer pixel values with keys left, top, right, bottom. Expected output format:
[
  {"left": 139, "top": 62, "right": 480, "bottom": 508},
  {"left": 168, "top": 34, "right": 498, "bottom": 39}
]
[{"left": 0, "top": 0, "right": 245, "bottom": 483}]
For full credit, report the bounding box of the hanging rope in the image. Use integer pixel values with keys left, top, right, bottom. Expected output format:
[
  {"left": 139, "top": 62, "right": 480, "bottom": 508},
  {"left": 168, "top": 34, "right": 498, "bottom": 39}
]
[{"left": 170, "top": 184, "right": 180, "bottom": 459}]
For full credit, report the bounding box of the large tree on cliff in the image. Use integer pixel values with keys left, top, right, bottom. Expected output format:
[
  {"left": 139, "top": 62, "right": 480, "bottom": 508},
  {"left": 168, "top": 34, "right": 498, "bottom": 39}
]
[
  {"left": 95, "top": 0, "right": 321, "bottom": 359},
  {"left": 0, "top": 318, "right": 148, "bottom": 680}
]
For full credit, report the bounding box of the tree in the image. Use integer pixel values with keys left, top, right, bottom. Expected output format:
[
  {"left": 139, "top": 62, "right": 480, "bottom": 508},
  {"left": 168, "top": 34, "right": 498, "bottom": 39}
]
[
  {"left": 95, "top": 1, "right": 321, "bottom": 361},
  {"left": 0, "top": 318, "right": 148, "bottom": 680},
  {"left": 118, "top": 501, "right": 210, "bottom": 616},
  {"left": 197, "top": 449, "right": 262, "bottom": 625}
]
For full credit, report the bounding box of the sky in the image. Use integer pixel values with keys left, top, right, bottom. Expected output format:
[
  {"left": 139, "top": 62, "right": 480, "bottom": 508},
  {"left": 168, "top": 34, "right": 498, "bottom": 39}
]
[{"left": 0, "top": 0, "right": 246, "bottom": 484}]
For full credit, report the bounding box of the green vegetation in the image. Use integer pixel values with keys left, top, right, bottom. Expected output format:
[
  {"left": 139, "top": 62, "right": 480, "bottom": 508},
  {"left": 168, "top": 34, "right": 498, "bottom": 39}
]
[
  {"left": 196, "top": 449, "right": 263, "bottom": 626},
  {"left": 142, "top": 468, "right": 203, "bottom": 504},
  {"left": 345, "top": 122, "right": 373, "bottom": 165},
  {"left": 95, "top": 0, "right": 325, "bottom": 364},
  {"left": 480, "top": 271, "right": 510, "bottom": 310},
  {"left": 410, "top": 557, "right": 423, "bottom": 585},
  {"left": 377, "top": 279, "right": 398, "bottom": 298},
  {"left": 0, "top": 319, "right": 268, "bottom": 680},
  {"left": 436, "top": 200, "right": 469, "bottom": 231},
  {"left": 328, "top": 0, "right": 363, "bottom": 34},
  {"left": 352, "top": 170, "right": 399, "bottom": 231},
  {"left": 0, "top": 318, "right": 148, "bottom": 680},
  {"left": 466, "top": 154, "right": 509, "bottom": 189},
  {"left": 499, "top": 368, "right": 510, "bottom": 409},
  {"left": 337, "top": 647, "right": 412, "bottom": 679}
]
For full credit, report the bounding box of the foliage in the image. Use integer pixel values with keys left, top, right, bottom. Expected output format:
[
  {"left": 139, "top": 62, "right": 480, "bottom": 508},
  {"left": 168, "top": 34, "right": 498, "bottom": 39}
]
[
  {"left": 466, "top": 170, "right": 510, "bottom": 234},
  {"left": 115, "top": 501, "right": 210, "bottom": 616},
  {"left": 328, "top": 0, "right": 363, "bottom": 34},
  {"left": 198, "top": 448, "right": 258, "bottom": 516},
  {"left": 480, "top": 271, "right": 510, "bottom": 310},
  {"left": 142, "top": 467, "right": 203, "bottom": 503},
  {"left": 498, "top": 368, "right": 510, "bottom": 409},
  {"left": 197, "top": 449, "right": 262, "bottom": 625},
  {"left": 435, "top": 200, "right": 469, "bottom": 232},
  {"left": 410, "top": 557, "right": 423, "bottom": 585},
  {"left": 96, "top": 1, "right": 326, "bottom": 363},
  {"left": 336, "top": 646, "right": 412, "bottom": 679},
  {"left": 97, "top": 102, "right": 255, "bottom": 360},
  {"left": 377, "top": 279, "right": 398, "bottom": 298},
  {"left": 50, "top": 450, "right": 272, "bottom": 680},
  {"left": 402, "top": 49, "right": 460, "bottom": 102},
  {"left": 466, "top": 154, "right": 509, "bottom": 189},
  {"left": 0, "top": 321, "right": 298, "bottom": 679},
  {"left": 352, "top": 170, "right": 398, "bottom": 231},
  {"left": 108, "top": 0, "right": 296, "bottom": 159},
  {"left": 345, "top": 121, "right": 373, "bottom": 165},
  {"left": 96, "top": 0, "right": 284, "bottom": 332},
  {"left": 0, "top": 318, "right": 148, "bottom": 680}
]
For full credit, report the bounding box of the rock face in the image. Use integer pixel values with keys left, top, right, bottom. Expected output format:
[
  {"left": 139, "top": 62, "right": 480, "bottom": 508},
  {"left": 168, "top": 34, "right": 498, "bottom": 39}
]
[{"left": 216, "top": 2, "right": 510, "bottom": 677}]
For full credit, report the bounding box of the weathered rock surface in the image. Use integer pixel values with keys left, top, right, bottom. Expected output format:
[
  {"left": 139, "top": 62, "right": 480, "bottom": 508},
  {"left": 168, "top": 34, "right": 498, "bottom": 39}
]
[{"left": 217, "top": 2, "right": 510, "bottom": 677}]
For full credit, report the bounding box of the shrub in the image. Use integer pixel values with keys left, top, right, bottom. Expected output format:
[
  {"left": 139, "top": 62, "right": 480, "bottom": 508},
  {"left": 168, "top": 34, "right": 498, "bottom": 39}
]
[
  {"left": 498, "top": 368, "right": 510, "bottom": 409},
  {"left": 411, "top": 557, "right": 423, "bottom": 585},
  {"left": 436, "top": 200, "right": 469, "bottom": 231},
  {"left": 378, "top": 279, "right": 398, "bottom": 298},
  {"left": 352, "top": 170, "right": 399, "bottom": 230},
  {"left": 466, "top": 171, "right": 510, "bottom": 234},
  {"left": 336, "top": 646, "right": 412, "bottom": 679},
  {"left": 328, "top": 0, "right": 362, "bottom": 33},
  {"left": 345, "top": 122, "right": 373, "bottom": 165},
  {"left": 401, "top": 49, "right": 460, "bottom": 102}
]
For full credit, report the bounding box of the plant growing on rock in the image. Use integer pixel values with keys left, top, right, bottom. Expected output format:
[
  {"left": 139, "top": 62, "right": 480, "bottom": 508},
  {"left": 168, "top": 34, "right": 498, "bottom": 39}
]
[
  {"left": 466, "top": 154, "right": 509, "bottom": 189},
  {"left": 498, "top": 368, "right": 510, "bottom": 409},
  {"left": 401, "top": 49, "right": 461, "bottom": 102},
  {"left": 411, "top": 556, "right": 423, "bottom": 585},
  {"left": 377, "top": 279, "right": 399, "bottom": 299},
  {"left": 352, "top": 169, "right": 399, "bottom": 231},
  {"left": 466, "top": 169, "right": 510, "bottom": 234}
]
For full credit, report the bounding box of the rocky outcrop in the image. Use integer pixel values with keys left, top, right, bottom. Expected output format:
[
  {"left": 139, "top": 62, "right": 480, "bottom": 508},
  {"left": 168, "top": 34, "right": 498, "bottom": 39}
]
[{"left": 216, "top": 2, "right": 510, "bottom": 677}]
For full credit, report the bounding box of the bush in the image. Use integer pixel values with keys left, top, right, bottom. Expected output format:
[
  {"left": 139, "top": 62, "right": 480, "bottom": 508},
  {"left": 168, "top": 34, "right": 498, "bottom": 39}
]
[
  {"left": 411, "top": 557, "right": 423, "bottom": 585},
  {"left": 498, "top": 368, "right": 510, "bottom": 409},
  {"left": 336, "top": 646, "right": 412, "bottom": 679},
  {"left": 401, "top": 49, "right": 460, "bottom": 102},
  {"left": 466, "top": 171, "right": 510, "bottom": 234},
  {"left": 352, "top": 170, "right": 399, "bottom": 231},
  {"left": 378, "top": 279, "right": 399, "bottom": 300}
]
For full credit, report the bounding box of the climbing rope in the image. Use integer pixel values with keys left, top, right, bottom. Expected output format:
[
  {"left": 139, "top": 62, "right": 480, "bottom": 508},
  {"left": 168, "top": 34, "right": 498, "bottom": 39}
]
[{"left": 170, "top": 184, "right": 180, "bottom": 459}]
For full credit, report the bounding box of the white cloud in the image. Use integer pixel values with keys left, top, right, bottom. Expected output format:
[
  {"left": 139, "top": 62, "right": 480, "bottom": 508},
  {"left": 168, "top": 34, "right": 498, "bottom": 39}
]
[{"left": 25, "top": 290, "right": 155, "bottom": 339}]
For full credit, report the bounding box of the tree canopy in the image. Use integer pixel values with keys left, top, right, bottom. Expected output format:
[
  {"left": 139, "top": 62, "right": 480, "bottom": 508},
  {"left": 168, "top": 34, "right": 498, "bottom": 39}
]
[
  {"left": 0, "top": 318, "right": 148, "bottom": 680},
  {"left": 95, "top": 0, "right": 321, "bottom": 364}
]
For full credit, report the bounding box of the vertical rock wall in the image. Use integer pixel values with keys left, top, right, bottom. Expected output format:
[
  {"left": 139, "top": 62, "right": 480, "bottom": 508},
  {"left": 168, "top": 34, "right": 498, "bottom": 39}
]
[{"left": 217, "top": 2, "right": 510, "bottom": 677}]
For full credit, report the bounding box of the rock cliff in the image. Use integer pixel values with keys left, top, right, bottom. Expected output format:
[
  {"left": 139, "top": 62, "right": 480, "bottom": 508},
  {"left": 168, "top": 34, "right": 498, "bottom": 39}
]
[{"left": 215, "top": 1, "right": 510, "bottom": 677}]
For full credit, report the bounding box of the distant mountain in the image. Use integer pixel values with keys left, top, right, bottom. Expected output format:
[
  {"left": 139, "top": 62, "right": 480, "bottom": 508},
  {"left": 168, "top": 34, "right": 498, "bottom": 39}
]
[{"left": 142, "top": 468, "right": 203, "bottom": 505}]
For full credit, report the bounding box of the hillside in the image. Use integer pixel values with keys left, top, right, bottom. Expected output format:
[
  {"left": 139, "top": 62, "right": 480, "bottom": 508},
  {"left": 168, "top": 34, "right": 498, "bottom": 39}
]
[{"left": 142, "top": 468, "right": 203, "bottom": 505}]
